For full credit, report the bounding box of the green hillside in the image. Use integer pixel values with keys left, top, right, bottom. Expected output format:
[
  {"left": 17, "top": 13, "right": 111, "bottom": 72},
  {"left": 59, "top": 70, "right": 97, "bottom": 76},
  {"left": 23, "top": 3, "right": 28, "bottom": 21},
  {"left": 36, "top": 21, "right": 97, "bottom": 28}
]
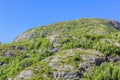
[{"left": 1, "top": 18, "right": 120, "bottom": 80}]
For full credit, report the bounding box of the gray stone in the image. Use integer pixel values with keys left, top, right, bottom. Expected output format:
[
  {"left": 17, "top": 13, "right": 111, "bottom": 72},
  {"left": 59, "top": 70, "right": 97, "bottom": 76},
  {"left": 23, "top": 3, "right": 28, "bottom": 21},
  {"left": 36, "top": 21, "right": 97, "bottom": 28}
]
[
  {"left": 14, "top": 30, "right": 35, "bottom": 42},
  {"left": 48, "top": 47, "right": 59, "bottom": 53},
  {"left": 47, "top": 34, "right": 59, "bottom": 43},
  {"left": 107, "top": 55, "right": 120, "bottom": 62},
  {"left": 54, "top": 71, "right": 81, "bottom": 79},
  {"left": 0, "top": 62, "right": 7, "bottom": 66},
  {"left": 54, "top": 65, "right": 75, "bottom": 71},
  {"left": 80, "top": 54, "right": 105, "bottom": 65},
  {"left": 49, "top": 62, "right": 60, "bottom": 67},
  {"left": 66, "top": 49, "right": 75, "bottom": 56},
  {"left": 109, "top": 20, "right": 120, "bottom": 29},
  {"left": 4, "top": 51, "right": 15, "bottom": 57},
  {"left": 23, "top": 53, "right": 30, "bottom": 59},
  {"left": 14, "top": 70, "right": 35, "bottom": 80},
  {"left": 79, "top": 62, "right": 92, "bottom": 70}
]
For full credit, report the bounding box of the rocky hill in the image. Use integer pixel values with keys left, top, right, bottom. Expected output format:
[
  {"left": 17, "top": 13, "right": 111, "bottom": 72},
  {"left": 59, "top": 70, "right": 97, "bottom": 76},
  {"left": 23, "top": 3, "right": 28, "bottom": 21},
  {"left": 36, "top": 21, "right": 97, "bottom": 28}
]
[{"left": 1, "top": 18, "right": 120, "bottom": 80}]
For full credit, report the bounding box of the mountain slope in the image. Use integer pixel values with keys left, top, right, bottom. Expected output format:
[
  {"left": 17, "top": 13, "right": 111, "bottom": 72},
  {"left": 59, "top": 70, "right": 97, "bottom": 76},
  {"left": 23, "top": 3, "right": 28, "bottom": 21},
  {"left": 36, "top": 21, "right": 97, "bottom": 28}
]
[
  {"left": 15, "top": 18, "right": 120, "bottom": 41},
  {"left": 1, "top": 18, "right": 120, "bottom": 80}
]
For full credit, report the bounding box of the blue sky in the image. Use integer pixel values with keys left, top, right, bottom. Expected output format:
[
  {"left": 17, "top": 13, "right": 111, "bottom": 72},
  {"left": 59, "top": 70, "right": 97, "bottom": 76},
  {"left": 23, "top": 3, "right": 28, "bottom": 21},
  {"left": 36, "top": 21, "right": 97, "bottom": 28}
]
[{"left": 0, "top": 0, "right": 120, "bottom": 43}]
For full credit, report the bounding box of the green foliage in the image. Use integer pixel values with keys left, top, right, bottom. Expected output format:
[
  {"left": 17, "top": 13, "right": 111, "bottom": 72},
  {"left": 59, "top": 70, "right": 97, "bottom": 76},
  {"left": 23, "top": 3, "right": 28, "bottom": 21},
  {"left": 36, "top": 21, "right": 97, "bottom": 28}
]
[
  {"left": 0, "top": 18, "right": 120, "bottom": 79},
  {"left": 84, "top": 62, "right": 120, "bottom": 80}
]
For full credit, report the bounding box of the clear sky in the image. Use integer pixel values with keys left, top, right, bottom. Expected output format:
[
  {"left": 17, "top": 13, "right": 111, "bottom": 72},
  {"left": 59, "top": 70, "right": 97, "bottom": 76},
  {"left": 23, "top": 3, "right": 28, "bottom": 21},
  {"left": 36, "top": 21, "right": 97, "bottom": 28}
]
[{"left": 0, "top": 0, "right": 120, "bottom": 43}]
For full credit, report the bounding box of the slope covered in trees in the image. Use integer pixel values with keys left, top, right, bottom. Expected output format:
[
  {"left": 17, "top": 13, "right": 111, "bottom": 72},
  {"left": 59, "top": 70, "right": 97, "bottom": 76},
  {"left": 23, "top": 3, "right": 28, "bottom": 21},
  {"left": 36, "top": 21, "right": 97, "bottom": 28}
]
[{"left": 0, "top": 18, "right": 120, "bottom": 80}]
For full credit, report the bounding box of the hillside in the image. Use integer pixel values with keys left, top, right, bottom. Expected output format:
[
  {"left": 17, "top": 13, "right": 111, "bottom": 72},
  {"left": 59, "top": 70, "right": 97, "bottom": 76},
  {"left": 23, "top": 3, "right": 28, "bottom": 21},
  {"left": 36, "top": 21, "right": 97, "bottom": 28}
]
[{"left": 1, "top": 18, "right": 120, "bottom": 80}]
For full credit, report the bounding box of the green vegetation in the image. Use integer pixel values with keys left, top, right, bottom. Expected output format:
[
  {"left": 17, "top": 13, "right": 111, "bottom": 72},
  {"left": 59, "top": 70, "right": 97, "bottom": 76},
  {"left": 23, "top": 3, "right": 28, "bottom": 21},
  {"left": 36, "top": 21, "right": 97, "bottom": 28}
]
[
  {"left": 0, "top": 18, "right": 120, "bottom": 80},
  {"left": 84, "top": 62, "right": 120, "bottom": 80}
]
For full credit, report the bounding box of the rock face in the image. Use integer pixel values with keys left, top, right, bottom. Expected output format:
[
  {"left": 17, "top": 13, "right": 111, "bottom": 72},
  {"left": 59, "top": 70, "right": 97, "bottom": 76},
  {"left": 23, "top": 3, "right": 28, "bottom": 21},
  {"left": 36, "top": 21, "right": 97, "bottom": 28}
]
[
  {"left": 0, "top": 62, "right": 7, "bottom": 66},
  {"left": 107, "top": 55, "right": 120, "bottom": 62},
  {"left": 109, "top": 20, "right": 120, "bottom": 29},
  {"left": 80, "top": 54, "right": 105, "bottom": 65},
  {"left": 14, "top": 70, "right": 35, "bottom": 80},
  {"left": 23, "top": 53, "right": 30, "bottom": 59},
  {"left": 53, "top": 71, "right": 82, "bottom": 79},
  {"left": 53, "top": 65, "right": 81, "bottom": 79},
  {"left": 80, "top": 49, "right": 105, "bottom": 65},
  {"left": 14, "top": 30, "right": 35, "bottom": 42},
  {"left": 4, "top": 51, "right": 15, "bottom": 57}
]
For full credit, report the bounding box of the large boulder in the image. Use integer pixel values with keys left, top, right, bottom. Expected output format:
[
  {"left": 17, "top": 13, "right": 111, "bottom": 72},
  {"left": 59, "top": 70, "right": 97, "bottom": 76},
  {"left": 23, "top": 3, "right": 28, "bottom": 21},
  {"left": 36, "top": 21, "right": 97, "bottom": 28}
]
[
  {"left": 4, "top": 51, "right": 15, "bottom": 57},
  {"left": 54, "top": 71, "right": 82, "bottom": 79},
  {"left": 107, "top": 55, "right": 120, "bottom": 62},
  {"left": 109, "top": 20, "right": 120, "bottom": 29},
  {"left": 14, "top": 70, "right": 35, "bottom": 80}
]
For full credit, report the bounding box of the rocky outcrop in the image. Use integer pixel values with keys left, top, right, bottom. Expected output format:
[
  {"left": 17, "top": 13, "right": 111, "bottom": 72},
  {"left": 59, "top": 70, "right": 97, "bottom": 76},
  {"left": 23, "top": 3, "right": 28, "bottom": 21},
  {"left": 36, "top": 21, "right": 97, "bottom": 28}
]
[
  {"left": 14, "top": 70, "right": 35, "bottom": 80},
  {"left": 80, "top": 49, "right": 105, "bottom": 65},
  {"left": 48, "top": 47, "right": 59, "bottom": 53},
  {"left": 14, "top": 30, "right": 35, "bottom": 42},
  {"left": 109, "top": 20, "right": 120, "bottom": 29},
  {"left": 0, "top": 62, "right": 7, "bottom": 66},
  {"left": 4, "top": 51, "right": 15, "bottom": 57},
  {"left": 53, "top": 71, "right": 82, "bottom": 79},
  {"left": 23, "top": 53, "right": 30, "bottom": 59},
  {"left": 47, "top": 34, "right": 59, "bottom": 43},
  {"left": 107, "top": 55, "right": 120, "bottom": 62},
  {"left": 80, "top": 54, "right": 105, "bottom": 65}
]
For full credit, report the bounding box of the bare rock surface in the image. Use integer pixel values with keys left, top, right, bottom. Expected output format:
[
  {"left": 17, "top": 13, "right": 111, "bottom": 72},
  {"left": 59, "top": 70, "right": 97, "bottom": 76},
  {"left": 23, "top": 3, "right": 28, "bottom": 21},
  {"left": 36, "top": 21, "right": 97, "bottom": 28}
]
[
  {"left": 54, "top": 71, "right": 82, "bottom": 79},
  {"left": 4, "top": 51, "right": 15, "bottom": 57},
  {"left": 14, "top": 70, "right": 35, "bottom": 80}
]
